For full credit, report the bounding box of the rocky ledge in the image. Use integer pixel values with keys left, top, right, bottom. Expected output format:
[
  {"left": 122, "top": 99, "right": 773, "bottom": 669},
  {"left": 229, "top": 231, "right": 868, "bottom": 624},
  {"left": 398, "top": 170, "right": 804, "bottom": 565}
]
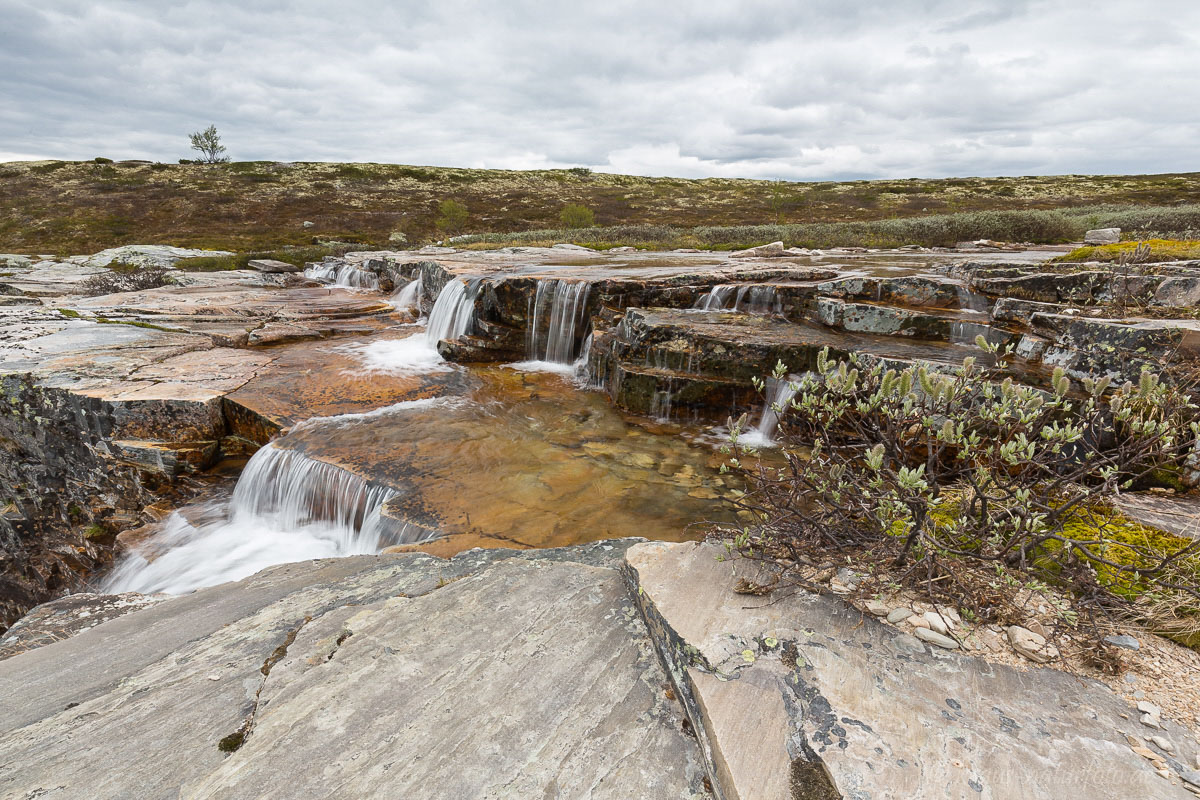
[{"left": 2, "top": 540, "right": 1197, "bottom": 799}]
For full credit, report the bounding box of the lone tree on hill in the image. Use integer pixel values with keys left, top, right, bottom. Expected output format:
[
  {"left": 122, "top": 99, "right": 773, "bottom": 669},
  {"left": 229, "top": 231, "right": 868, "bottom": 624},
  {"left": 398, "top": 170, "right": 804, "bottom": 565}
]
[{"left": 189, "top": 125, "right": 229, "bottom": 164}]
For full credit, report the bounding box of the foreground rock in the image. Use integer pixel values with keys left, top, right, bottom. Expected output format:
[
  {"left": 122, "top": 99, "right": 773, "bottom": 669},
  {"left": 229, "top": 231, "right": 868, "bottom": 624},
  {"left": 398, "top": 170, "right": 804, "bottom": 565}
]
[
  {"left": 0, "top": 543, "right": 706, "bottom": 799},
  {"left": 626, "top": 541, "right": 1200, "bottom": 799}
]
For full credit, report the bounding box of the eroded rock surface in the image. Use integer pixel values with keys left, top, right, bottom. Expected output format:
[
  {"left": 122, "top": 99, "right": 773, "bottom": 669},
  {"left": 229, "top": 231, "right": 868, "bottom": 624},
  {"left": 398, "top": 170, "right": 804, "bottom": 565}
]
[
  {"left": 0, "top": 543, "right": 707, "bottom": 799},
  {"left": 625, "top": 540, "right": 1200, "bottom": 800}
]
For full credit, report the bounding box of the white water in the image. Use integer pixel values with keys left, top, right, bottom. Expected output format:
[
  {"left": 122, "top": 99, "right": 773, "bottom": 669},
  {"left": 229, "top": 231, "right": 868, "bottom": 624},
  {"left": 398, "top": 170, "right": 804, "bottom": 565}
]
[
  {"left": 392, "top": 274, "right": 423, "bottom": 310},
  {"left": 103, "top": 444, "right": 421, "bottom": 595},
  {"left": 695, "top": 284, "right": 780, "bottom": 314},
  {"left": 526, "top": 280, "right": 591, "bottom": 363},
  {"left": 305, "top": 262, "right": 380, "bottom": 290},
  {"left": 737, "top": 375, "right": 800, "bottom": 448},
  {"left": 347, "top": 279, "right": 476, "bottom": 376},
  {"left": 427, "top": 278, "right": 480, "bottom": 344}
]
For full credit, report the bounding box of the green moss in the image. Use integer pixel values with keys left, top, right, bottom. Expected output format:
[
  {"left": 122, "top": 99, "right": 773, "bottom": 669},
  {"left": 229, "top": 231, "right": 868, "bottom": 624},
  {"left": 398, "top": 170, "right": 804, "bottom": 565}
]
[
  {"left": 1055, "top": 239, "right": 1200, "bottom": 263},
  {"left": 56, "top": 308, "right": 81, "bottom": 318},
  {"left": 82, "top": 524, "right": 107, "bottom": 540},
  {"left": 217, "top": 731, "right": 245, "bottom": 753}
]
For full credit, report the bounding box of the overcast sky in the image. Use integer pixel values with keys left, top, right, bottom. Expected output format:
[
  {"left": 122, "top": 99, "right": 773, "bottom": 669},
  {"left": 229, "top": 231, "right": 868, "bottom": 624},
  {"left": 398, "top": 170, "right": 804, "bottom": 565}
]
[{"left": 1, "top": 0, "right": 1197, "bottom": 180}]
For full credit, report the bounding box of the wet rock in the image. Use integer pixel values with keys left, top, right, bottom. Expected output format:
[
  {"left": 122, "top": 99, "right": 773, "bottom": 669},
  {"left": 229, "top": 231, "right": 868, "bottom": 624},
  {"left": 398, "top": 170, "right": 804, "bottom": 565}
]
[
  {"left": 1007, "top": 625, "right": 1059, "bottom": 663},
  {"left": 730, "top": 241, "right": 786, "bottom": 259},
  {"left": 1085, "top": 228, "right": 1121, "bottom": 245}
]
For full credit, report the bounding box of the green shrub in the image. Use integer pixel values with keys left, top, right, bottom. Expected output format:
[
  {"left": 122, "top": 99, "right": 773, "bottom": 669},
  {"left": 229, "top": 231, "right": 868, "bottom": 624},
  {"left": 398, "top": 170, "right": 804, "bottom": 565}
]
[
  {"left": 716, "top": 344, "right": 1200, "bottom": 649},
  {"left": 559, "top": 203, "right": 595, "bottom": 229},
  {"left": 435, "top": 199, "right": 469, "bottom": 234}
]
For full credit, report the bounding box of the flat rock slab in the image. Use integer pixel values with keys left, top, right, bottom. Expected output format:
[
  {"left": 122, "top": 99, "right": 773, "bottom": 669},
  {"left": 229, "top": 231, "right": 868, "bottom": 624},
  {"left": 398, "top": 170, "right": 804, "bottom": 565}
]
[
  {"left": 625, "top": 540, "right": 1200, "bottom": 800},
  {"left": 0, "top": 544, "right": 706, "bottom": 799}
]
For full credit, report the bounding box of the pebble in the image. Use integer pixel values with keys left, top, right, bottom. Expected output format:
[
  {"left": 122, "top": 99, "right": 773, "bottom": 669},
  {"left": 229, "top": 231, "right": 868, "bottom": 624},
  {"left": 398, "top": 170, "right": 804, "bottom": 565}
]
[
  {"left": 1006, "top": 626, "right": 1059, "bottom": 664},
  {"left": 864, "top": 600, "right": 891, "bottom": 617},
  {"left": 913, "top": 627, "right": 959, "bottom": 650},
  {"left": 1150, "top": 735, "right": 1175, "bottom": 754},
  {"left": 1104, "top": 634, "right": 1141, "bottom": 651},
  {"left": 1137, "top": 701, "right": 1162, "bottom": 717},
  {"left": 923, "top": 611, "right": 952, "bottom": 635},
  {"left": 1141, "top": 713, "right": 1162, "bottom": 729},
  {"left": 886, "top": 608, "right": 914, "bottom": 624},
  {"left": 906, "top": 615, "right": 931, "bottom": 630}
]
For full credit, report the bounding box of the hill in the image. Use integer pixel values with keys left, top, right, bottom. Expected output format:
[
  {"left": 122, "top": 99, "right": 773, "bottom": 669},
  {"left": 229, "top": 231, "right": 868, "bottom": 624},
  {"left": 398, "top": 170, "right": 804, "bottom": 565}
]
[{"left": 2, "top": 159, "right": 1200, "bottom": 254}]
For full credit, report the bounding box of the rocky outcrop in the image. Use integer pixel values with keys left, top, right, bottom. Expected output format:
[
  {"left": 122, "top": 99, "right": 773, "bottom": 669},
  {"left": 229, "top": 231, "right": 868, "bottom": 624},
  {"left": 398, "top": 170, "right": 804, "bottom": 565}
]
[
  {"left": 625, "top": 541, "right": 1200, "bottom": 799},
  {"left": 0, "top": 543, "right": 708, "bottom": 799},
  {"left": 4, "top": 539, "right": 1196, "bottom": 799}
]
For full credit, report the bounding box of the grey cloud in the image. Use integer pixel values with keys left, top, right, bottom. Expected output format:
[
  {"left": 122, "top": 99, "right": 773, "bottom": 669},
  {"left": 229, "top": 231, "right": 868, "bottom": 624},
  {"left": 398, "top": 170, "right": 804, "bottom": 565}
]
[{"left": 0, "top": 0, "right": 1196, "bottom": 179}]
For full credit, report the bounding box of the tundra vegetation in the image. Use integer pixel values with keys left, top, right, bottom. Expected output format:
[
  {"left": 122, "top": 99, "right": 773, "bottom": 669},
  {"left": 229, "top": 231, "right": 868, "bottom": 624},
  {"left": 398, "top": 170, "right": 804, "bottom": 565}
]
[
  {"left": 2, "top": 159, "right": 1199, "bottom": 254},
  {"left": 717, "top": 343, "right": 1200, "bottom": 660}
]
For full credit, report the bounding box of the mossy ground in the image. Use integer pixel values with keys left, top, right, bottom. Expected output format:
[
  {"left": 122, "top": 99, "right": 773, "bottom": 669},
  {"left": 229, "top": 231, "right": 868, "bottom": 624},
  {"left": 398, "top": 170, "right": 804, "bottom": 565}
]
[{"left": 1055, "top": 239, "right": 1200, "bottom": 264}]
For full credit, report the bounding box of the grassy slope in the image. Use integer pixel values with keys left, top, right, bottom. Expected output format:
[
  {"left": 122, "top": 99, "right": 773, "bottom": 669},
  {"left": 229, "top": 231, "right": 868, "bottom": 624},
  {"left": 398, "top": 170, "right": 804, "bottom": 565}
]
[{"left": 2, "top": 159, "right": 1200, "bottom": 254}]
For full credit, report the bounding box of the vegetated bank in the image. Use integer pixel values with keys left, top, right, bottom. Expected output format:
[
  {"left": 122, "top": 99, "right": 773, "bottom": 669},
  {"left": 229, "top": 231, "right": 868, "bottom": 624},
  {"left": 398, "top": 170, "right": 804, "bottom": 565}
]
[{"left": 3, "top": 158, "right": 1200, "bottom": 254}]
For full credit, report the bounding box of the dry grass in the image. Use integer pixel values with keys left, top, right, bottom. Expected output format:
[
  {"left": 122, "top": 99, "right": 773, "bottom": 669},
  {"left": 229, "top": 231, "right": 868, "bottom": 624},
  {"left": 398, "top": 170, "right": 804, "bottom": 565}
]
[{"left": 2, "top": 159, "right": 1200, "bottom": 254}]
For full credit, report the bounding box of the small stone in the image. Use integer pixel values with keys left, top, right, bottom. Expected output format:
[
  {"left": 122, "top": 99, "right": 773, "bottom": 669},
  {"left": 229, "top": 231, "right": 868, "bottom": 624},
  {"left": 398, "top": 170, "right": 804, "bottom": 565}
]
[
  {"left": 1150, "top": 735, "right": 1175, "bottom": 754},
  {"left": 906, "top": 615, "right": 931, "bottom": 630},
  {"left": 1125, "top": 733, "right": 1144, "bottom": 748},
  {"left": 1157, "top": 768, "right": 1172, "bottom": 779},
  {"left": 835, "top": 567, "right": 860, "bottom": 589},
  {"left": 829, "top": 580, "right": 854, "bottom": 595},
  {"left": 922, "top": 611, "right": 951, "bottom": 635},
  {"left": 206, "top": 674, "right": 221, "bottom": 681},
  {"left": 246, "top": 258, "right": 300, "bottom": 273},
  {"left": 864, "top": 600, "right": 890, "bottom": 616},
  {"left": 1137, "top": 701, "right": 1161, "bottom": 717},
  {"left": 1141, "top": 713, "right": 1162, "bottom": 729},
  {"left": 1132, "top": 745, "right": 1158, "bottom": 760},
  {"left": 1024, "top": 619, "right": 1048, "bottom": 638},
  {"left": 1006, "top": 626, "right": 1059, "bottom": 663},
  {"left": 1133, "top": 690, "right": 1146, "bottom": 700},
  {"left": 914, "top": 627, "right": 959, "bottom": 649},
  {"left": 302, "top": 221, "right": 315, "bottom": 228},
  {"left": 1084, "top": 227, "right": 1121, "bottom": 245},
  {"left": 730, "top": 241, "right": 786, "bottom": 259},
  {"left": 886, "top": 608, "right": 914, "bottom": 624},
  {"left": 1105, "top": 634, "right": 1141, "bottom": 651}
]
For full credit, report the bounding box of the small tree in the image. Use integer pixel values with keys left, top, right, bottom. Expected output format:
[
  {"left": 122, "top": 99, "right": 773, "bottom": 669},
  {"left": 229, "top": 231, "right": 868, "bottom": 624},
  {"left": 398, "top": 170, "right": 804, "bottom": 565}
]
[
  {"left": 189, "top": 125, "right": 229, "bottom": 164},
  {"left": 435, "top": 199, "right": 469, "bottom": 235},
  {"left": 560, "top": 204, "right": 595, "bottom": 229}
]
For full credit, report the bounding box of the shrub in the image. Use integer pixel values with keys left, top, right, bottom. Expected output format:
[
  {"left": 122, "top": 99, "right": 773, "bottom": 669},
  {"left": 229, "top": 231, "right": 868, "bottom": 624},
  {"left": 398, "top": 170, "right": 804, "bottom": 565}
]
[
  {"left": 189, "top": 125, "right": 229, "bottom": 164},
  {"left": 79, "top": 267, "right": 173, "bottom": 296},
  {"left": 559, "top": 203, "right": 595, "bottom": 229},
  {"left": 435, "top": 199, "right": 469, "bottom": 234},
  {"left": 92, "top": 157, "right": 113, "bottom": 164},
  {"left": 717, "top": 343, "right": 1200, "bottom": 648}
]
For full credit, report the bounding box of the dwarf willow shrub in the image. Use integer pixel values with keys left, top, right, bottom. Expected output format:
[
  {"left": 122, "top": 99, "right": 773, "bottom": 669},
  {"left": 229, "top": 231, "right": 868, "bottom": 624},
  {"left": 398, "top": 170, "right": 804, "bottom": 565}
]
[{"left": 720, "top": 341, "right": 1200, "bottom": 642}]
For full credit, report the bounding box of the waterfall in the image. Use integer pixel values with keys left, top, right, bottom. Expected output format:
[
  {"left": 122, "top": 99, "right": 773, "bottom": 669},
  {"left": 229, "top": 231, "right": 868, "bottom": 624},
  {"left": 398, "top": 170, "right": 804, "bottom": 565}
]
[
  {"left": 393, "top": 274, "right": 423, "bottom": 311},
  {"left": 426, "top": 278, "right": 480, "bottom": 345},
  {"left": 573, "top": 332, "right": 594, "bottom": 383},
  {"left": 695, "top": 284, "right": 780, "bottom": 314},
  {"left": 103, "top": 444, "right": 427, "bottom": 595},
  {"left": 737, "top": 375, "right": 800, "bottom": 447},
  {"left": 305, "top": 262, "right": 380, "bottom": 290},
  {"left": 696, "top": 285, "right": 736, "bottom": 310},
  {"left": 526, "top": 279, "right": 591, "bottom": 363}
]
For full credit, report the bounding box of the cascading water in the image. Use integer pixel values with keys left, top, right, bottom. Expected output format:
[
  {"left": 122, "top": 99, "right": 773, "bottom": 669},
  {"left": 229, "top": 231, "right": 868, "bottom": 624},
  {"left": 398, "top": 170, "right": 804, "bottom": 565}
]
[
  {"left": 103, "top": 443, "right": 425, "bottom": 595},
  {"left": 393, "top": 274, "right": 423, "bottom": 311},
  {"left": 737, "top": 375, "right": 800, "bottom": 447},
  {"left": 352, "top": 278, "right": 478, "bottom": 376},
  {"left": 695, "top": 284, "right": 781, "bottom": 314},
  {"left": 526, "top": 279, "right": 591, "bottom": 363},
  {"left": 427, "top": 278, "right": 480, "bottom": 345},
  {"left": 305, "top": 262, "right": 381, "bottom": 290}
]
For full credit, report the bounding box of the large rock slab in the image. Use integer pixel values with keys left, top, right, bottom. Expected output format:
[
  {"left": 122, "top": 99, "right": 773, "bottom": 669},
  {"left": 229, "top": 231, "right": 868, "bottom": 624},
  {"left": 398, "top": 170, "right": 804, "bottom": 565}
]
[
  {"left": 0, "top": 544, "right": 707, "bottom": 799},
  {"left": 624, "top": 540, "right": 1200, "bottom": 799}
]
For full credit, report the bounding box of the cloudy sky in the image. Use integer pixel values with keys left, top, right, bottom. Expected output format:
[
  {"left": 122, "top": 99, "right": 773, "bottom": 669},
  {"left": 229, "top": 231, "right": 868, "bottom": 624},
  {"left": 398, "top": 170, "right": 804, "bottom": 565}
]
[{"left": 1, "top": 0, "right": 1197, "bottom": 180}]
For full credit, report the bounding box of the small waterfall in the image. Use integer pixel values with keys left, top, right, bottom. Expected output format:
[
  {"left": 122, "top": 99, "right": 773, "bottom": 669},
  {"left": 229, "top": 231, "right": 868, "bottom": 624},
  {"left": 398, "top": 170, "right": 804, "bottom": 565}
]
[
  {"left": 526, "top": 279, "right": 591, "bottom": 363},
  {"left": 696, "top": 285, "right": 736, "bottom": 310},
  {"left": 695, "top": 284, "right": 780, "bottom": 314},
  {"left": 426, "top": 278, "right": 480, "bottom": 345},
  {"left": 393, "top": 274, "right": 423, "bottom": 311},
  {"left": 573, "top": 332, "right": 594, "bottom": 382},
  {"left": 738, "top": 376, "right": 800, "bottom": 447},
  {"left": 305, "top": 262, "right": 380, "bottom": 290},
  {"left": 953, "top": 283, "right": 989, "bottom": 313},
  {"left": 103, "top": 444, "right": 426, "bottom": 595}
]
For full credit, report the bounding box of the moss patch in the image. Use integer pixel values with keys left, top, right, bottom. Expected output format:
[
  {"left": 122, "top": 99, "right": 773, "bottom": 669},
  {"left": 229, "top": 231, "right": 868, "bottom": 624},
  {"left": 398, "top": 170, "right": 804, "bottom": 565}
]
[{"left": 1055, "top": 239, "right": 1200, "bottom": 263}]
